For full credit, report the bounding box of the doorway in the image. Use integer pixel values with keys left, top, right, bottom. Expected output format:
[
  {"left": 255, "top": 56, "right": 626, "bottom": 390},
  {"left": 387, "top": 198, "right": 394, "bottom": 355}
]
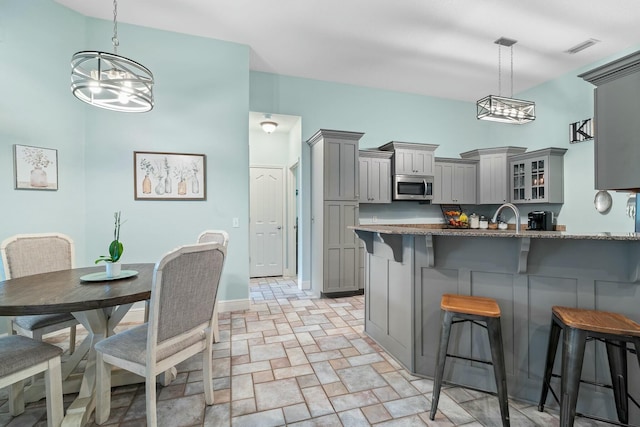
[{"left": 248, "top": 112, "right": 302, "bottom": 279}]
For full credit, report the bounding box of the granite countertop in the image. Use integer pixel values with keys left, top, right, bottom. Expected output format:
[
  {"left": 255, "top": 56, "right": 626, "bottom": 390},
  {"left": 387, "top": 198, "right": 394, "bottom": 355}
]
[{"left": 351, "top": 224, "right": 640, "bottom": 241}]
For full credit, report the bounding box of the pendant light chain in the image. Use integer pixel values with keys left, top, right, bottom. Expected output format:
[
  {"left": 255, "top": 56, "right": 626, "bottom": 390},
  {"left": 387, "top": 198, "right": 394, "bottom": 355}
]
[
  {"left": 112, "top": 0, "right": 119, "bottom": 55},
  {"left": 497, "top": 44, "right": 502, "bottom": 96},
  {"left": 510, "top": 45, "right": 514, "bottom": 98}
]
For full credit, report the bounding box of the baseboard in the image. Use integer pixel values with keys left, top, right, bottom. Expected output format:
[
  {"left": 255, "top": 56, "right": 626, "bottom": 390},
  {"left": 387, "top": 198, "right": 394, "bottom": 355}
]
[{"left": 218, "top": 299, "right": 250, "bottom": 313}]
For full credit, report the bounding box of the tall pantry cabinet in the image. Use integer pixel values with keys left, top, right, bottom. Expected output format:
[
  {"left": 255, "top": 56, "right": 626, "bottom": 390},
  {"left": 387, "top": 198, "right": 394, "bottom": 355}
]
[{"left": 308, "top": 129, "right": 363, "bottom": 296}]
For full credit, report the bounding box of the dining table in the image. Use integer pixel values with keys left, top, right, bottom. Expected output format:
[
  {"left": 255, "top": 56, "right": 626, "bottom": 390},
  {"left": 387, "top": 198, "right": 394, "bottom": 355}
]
[{"left": 0, "top": 263, "right": 154, "bottom": 427}]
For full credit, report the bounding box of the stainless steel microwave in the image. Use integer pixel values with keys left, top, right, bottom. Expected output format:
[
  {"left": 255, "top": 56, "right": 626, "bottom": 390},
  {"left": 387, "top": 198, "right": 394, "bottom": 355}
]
[{"left": 393, "top": 175, "right": 434, "bottom": 201}]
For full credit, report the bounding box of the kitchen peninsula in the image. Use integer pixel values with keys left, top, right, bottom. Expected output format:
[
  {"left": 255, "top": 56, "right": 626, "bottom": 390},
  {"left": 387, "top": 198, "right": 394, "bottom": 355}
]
[{"left": 352, "top": 224, "right": 640, "bottom": 419}]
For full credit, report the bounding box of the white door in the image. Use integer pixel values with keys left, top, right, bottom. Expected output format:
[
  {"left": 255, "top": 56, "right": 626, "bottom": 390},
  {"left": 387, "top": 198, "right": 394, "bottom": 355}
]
[{"left": 250, "top": 167, "right": 284, "bottom": 277}]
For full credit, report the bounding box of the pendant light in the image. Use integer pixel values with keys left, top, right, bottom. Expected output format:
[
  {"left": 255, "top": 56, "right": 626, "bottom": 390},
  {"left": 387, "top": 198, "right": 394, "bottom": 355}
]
[
  {"left": 476, "top": 38, "right": 535, "bottom": 124},
  {"left": 70, "top": 0, "right": 154, "bottom": 113},
  {"left": 260, "top": 114, "right": 278, "bottom": 134}
]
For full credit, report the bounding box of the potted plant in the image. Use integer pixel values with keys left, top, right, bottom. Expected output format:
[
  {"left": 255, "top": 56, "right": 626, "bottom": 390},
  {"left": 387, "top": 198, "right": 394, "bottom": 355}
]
[{"left": 95, "top": 211, "right": 124, "bottom": 277}]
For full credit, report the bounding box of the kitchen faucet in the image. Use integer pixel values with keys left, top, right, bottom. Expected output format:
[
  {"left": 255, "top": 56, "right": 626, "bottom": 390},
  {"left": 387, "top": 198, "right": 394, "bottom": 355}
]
[{"left": 491, "top": 203, "right": 521, "bottom": 234}]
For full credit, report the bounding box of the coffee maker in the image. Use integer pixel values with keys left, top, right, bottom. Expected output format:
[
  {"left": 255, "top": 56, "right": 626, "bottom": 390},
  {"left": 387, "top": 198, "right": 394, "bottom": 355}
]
[{"left": 528, "top": 211, "right": 554, "bottom": 231}]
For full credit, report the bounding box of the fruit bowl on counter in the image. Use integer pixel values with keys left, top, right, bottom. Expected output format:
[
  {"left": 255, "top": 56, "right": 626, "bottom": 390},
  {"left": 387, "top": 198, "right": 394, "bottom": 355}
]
[{"left": 441, "top": 204, "right": 469, "bottom": 229}]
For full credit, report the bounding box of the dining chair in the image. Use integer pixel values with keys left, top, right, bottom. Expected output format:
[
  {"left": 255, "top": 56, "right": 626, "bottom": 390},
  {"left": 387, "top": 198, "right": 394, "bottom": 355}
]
[
  {"left": 95, "top": 242, "right": 226, "bottom": 427},
  {"left": 0, "top": 335, "right": 64, "bottom": 427},
  {"left": 197, "top": 229, "right": 229, "bottom": 343},
  {"left": 0, "top": 233, "right": 78, "bottom": 354}
]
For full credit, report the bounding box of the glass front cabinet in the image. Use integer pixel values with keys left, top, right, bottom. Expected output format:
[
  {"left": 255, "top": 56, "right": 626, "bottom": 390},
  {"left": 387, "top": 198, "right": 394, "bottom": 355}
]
[{"left": 509, "top": 148, "right": 567, "bottom": 204}]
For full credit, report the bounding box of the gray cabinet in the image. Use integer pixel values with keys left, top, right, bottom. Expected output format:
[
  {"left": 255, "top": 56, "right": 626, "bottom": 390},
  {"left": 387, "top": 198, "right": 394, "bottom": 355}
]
[
  {"left": 311, "top": 130, "right": 359, "bottom": 200},
  {"left": 433, "top": 158, "right": 477, "bottom": 205},
  {"left": 579, "top": 51, "right": 640, "bottom": 191},
  {"left": 379, "top": 141, "right": 438, "bottom": 176},
  {"left": 308, "top": 129, "right": 363, "bottom": 295},
  {"left": 461, "top": 147, "right": 526, "bottom": 204},
  {"left": 323, "top": 201, "right": 360, "bottom": 294},
  {"left": 509, "top": 148, "right": 567, "bottom": 204},
  {"left": 359, "top": 150, "right": 392, "bottom": 204}
]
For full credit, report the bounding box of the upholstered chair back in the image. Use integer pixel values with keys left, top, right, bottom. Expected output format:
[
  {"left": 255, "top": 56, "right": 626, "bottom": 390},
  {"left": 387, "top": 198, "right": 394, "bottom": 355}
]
[{"left": 1, "top": 233, "right": 75, "bottom": 280}]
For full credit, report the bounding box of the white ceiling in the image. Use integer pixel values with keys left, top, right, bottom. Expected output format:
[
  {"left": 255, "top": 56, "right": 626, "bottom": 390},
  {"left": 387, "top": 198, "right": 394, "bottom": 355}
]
[{"left": 55, "top": 0, "right": 640, "bottom": 103}]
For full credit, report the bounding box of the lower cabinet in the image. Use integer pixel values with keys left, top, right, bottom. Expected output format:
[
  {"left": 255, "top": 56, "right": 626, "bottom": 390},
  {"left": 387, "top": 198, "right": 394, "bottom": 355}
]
[{"left": 321, "top": 201, "right": 360, "bottom": 294}]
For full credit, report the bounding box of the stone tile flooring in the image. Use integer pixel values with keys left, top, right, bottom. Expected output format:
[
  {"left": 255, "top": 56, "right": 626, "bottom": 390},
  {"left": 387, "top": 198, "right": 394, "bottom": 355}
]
[{"left": 0, "top": 277, "right": 613, "bottom": 426}]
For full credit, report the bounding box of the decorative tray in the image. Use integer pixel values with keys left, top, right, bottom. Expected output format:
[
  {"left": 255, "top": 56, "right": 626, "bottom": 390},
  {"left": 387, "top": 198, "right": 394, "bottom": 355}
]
[
  {"left": 80, "top": 270, "right": 139, "bottom": 282},
  {"left": 440, "top": 204, "right": 469, "bottom": 229}
]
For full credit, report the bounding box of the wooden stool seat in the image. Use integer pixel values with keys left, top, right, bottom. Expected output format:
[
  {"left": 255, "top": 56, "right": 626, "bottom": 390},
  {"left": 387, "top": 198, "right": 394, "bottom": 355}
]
[
  {"left": 552, "top": 306, "right": 640, "bottom": 337},
  {"left": 441, "top": 293, "right": 501, "bottom": 317}
]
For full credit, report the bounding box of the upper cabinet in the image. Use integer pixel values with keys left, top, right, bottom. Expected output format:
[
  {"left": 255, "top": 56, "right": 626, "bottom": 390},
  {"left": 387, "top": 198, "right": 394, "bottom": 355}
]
[
  {"left": 379, "top": 141, "right": 439, "bottom": 176},
  {"left": 359, "top": 150, "right": 393, "bottom": 204},
  {"left": 308, "top": 129, "right": 362, "bottom": 201},
  {"left": 433, "top": 158, "right": 477, "bottom": 205},
  {"left": 579, "top": 50, "right": 640, "bottom": 191},
  {"left": 509, "top": 148, "right": 567, "bottom": 204},
  {"left": 460, "top": 147, "right": 526, "bottom": 204}
]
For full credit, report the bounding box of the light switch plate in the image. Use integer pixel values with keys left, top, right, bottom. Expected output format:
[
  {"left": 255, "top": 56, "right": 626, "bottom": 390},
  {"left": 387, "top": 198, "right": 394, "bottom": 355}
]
[{"left": 232, "top": 218, "right": 239, "bottom": 228}]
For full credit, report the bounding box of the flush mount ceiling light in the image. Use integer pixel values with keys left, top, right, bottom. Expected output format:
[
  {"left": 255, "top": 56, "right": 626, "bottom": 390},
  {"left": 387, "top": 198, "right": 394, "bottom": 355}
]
[
  {"left": 70, "top": 0, "right": 154, "bottom": 113},
  {"left": 260, "top": 114, "right": 278, "bottom": 134},
  {"left": 565, "top": 38, "right": 600, "bottom": 55},
  {"left": 477, "top": 37, "right": 535, "bottom": 124}
]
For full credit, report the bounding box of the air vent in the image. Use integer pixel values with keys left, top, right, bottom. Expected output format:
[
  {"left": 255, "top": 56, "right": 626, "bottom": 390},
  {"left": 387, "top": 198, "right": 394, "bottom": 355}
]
[{"left": 565, "top": 38, "right": 600, "bottom": 54}]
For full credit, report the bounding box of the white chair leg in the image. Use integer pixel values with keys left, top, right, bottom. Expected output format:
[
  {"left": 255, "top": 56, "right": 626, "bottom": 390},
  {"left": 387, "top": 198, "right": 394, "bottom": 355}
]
[
  {"left": 69, "top": 325, "right": 76, "bottom": 354},
  {"left": 146, "top": 374, "right": 158, "bottom": 427},
  {"left": 212, "top": 302, "right": 220, "bottom": 343},
  {"left": 8, "top": 379, "right": 25, "bottom": 416},
  {"left": 45, "top": 357, "right": 63, "bottom": 427},
  {"left": 95, "top": 352, "right": 112, "bottom": 425},
  {"left": 203, "top": 344, "right": 214, "bottom": 405}
]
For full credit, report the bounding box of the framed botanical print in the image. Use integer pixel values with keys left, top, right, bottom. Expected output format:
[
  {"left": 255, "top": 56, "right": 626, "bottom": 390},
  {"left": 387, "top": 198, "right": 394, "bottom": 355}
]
[
  {"left": 14, "top": 144, "right": 58, "bottom": 190},
  {"left": 134, "top": 151, "right": 206, "bottom": 200}
]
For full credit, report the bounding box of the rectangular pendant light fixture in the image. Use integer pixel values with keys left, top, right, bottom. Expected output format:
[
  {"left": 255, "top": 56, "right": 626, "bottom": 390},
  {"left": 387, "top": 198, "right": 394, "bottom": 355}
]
[{"left": 477, "top": 38, "right": 535, "bottom": 124}]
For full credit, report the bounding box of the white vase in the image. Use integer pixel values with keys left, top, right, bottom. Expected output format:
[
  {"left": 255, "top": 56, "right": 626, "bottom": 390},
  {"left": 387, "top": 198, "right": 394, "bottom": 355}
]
[{"left": 105, "top": 262, "right": 122, "bottom": 278}]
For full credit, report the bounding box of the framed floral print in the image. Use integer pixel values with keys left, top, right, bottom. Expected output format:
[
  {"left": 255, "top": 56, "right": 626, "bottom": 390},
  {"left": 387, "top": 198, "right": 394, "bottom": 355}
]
[
  {"left": 14, "top": 144, "right": 58, "bottom": 190},
  {"left": 134, "top": 151, "right": 206, "bottom": 200}
]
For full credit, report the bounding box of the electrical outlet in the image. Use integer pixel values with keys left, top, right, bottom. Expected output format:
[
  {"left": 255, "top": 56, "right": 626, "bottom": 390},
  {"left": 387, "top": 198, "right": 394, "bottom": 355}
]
[
  {"left": 232, "top": 218, "right": 239, "bottom": 228},
  {"left": 372, "top": 216, "right": 378, "bottom": 223}
]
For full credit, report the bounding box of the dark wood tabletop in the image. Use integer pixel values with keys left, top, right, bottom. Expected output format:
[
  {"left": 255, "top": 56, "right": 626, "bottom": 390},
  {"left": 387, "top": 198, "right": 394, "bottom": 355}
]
[{"left": 0, "top": 263, "right": 154, "bottom": 316}]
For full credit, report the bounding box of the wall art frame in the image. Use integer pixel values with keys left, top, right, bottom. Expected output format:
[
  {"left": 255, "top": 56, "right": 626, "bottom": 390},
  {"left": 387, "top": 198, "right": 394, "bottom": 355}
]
[
  {"left": 134, "top": 151, "right": 206, "bottom": 200},
  {"left": 13, "top": 144, "right": 58, "bottom": 191}
]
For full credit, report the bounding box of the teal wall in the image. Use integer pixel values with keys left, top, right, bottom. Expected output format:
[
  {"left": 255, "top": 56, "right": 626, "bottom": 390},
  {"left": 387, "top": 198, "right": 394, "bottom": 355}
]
[{"left": 0, "top": 1, "right": 251, "bottom": 304}]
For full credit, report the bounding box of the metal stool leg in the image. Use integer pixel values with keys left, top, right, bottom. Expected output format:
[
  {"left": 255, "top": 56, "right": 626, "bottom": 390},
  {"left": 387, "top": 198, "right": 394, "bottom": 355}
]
[
  {"left": 487, "top": 316, "right": 510, "bottom": 427},
  {"left": 560, "top": 327, "right": 587, "bottom": 427},
  {"left": 430, "top": 310, "right": 454, "bottom": 421},
  {"left": 605, "top": 339, "right": 629, "bottom": 424},
  {"left": 538, "top": 317, "right": 562, "bottom": 411}
]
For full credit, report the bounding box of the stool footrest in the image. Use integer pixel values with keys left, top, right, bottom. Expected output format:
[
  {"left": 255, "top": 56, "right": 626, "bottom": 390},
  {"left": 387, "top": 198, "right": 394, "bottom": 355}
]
[
  {"left": 446, "top": 353, "right": 493, "bottom": 366},
  {"left": 451, "top": 319, "right": 488, "bottom": 330},
  {"left": 549, "top": 372, "right": 640, "bottom": 406}
]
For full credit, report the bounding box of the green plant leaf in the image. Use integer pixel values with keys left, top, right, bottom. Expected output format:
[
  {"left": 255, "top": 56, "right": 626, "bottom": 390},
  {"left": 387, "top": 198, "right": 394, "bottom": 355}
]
[{"left": 109, "top": 240, "right": 124, "bottom": 262}]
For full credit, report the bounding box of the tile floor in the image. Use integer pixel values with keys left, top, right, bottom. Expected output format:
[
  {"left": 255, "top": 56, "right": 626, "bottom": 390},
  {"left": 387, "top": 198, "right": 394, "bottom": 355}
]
[{"left": 0, "top": 277, "right": 612, "bottom": 426}]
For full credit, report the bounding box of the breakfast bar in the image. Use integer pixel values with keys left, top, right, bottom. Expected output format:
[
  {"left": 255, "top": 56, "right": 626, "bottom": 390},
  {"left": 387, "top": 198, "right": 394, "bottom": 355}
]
[{"left": 352, "top": 224, "right": 640, "bottom": 421}]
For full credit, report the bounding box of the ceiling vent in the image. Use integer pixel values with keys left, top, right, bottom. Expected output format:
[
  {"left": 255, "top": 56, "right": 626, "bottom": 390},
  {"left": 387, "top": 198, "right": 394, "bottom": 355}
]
[{"left": 565, "top": 38, "right": 600, "bottom": 54}]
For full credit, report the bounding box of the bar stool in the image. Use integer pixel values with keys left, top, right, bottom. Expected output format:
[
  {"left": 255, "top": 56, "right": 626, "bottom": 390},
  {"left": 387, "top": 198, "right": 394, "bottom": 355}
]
[
  {"left": 538, "top": 306, "right": 640, "bottom": 427},
  {"left": 429, "top": 294, "right": 510, "bottom": 427}
]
